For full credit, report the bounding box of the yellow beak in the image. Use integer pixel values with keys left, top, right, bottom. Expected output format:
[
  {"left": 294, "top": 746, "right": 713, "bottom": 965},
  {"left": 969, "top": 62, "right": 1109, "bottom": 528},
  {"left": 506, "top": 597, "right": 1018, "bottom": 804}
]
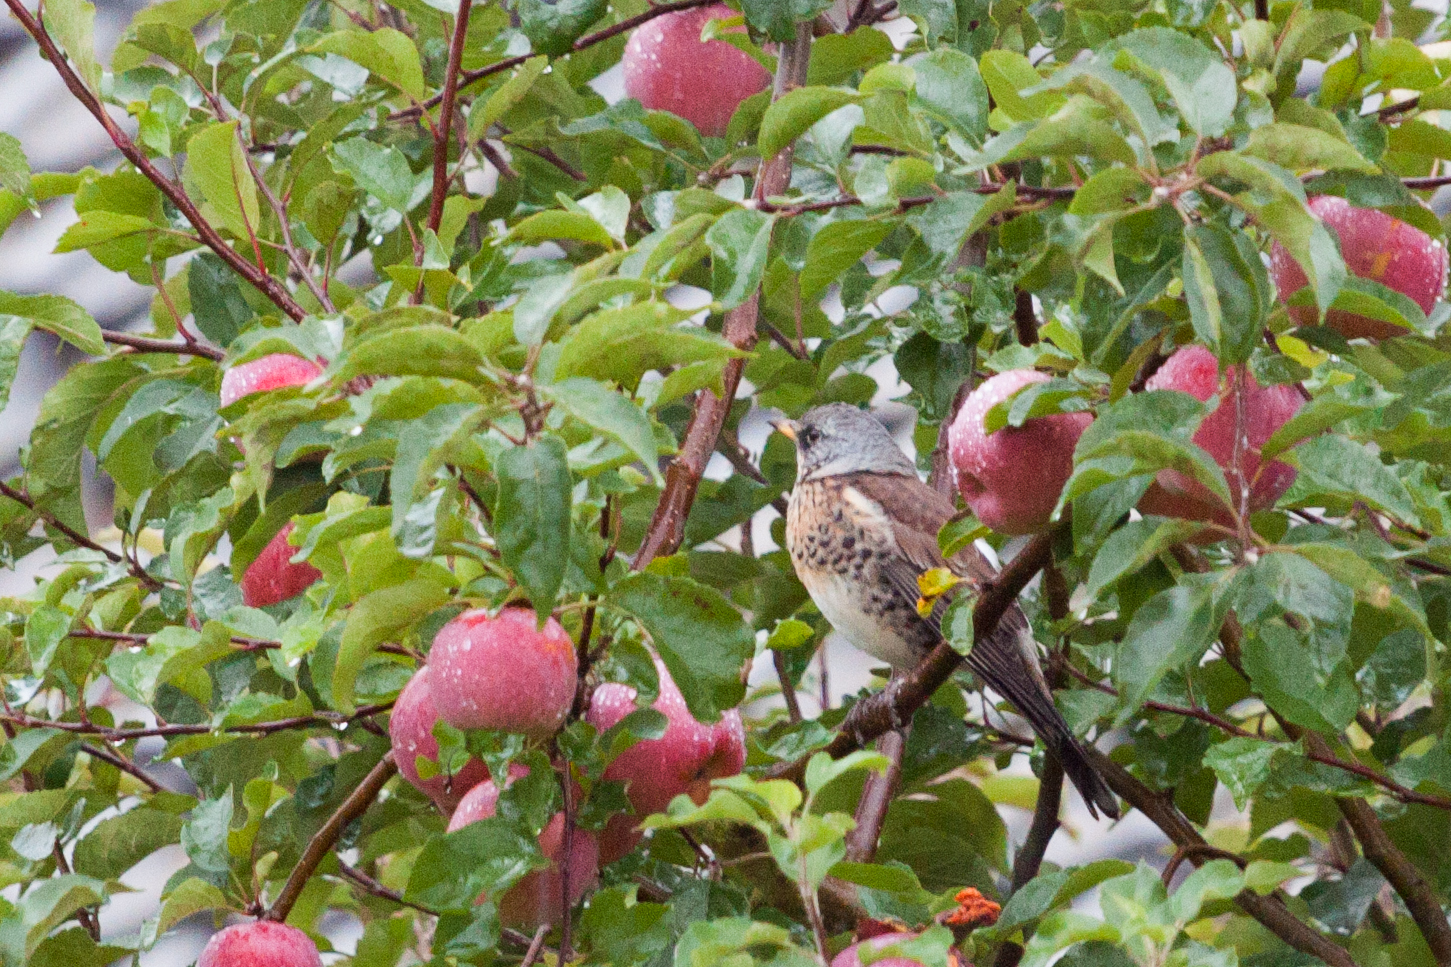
[{"left": 772, "top": 419, "right": 799, "bottom": 441}]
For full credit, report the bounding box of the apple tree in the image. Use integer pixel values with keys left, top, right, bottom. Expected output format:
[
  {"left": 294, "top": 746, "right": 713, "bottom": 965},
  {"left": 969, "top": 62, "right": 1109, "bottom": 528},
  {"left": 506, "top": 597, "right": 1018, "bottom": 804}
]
[{"left": 1, "top": 0, "right": 1451, "bottom": 965}]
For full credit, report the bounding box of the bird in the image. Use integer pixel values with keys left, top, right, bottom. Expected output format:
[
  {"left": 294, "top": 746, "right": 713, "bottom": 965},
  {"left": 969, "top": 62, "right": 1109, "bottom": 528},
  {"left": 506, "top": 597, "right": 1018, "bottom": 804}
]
[{"left": 776, "top": 403, "right": 1119, "bottom": 819}]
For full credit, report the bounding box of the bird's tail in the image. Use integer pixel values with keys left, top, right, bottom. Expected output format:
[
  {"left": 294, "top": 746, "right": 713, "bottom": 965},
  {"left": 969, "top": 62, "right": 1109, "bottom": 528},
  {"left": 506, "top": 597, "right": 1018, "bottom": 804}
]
[{"left": 965, "top": 622, "right": 1120, "bottom": 820}]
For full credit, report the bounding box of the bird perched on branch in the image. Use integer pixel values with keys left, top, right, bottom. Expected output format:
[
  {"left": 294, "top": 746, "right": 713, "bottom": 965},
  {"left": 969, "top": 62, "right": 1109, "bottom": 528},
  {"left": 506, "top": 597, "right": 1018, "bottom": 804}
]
[{"left": 776, "top": 403, "right": 1119, "bottom": 819}]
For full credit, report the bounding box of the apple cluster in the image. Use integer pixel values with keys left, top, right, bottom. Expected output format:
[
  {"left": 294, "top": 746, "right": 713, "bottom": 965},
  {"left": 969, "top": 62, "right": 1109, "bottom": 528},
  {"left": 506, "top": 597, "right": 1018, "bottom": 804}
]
[{"left": 947, "top": 195, "right": 1445, "bottom": 535}]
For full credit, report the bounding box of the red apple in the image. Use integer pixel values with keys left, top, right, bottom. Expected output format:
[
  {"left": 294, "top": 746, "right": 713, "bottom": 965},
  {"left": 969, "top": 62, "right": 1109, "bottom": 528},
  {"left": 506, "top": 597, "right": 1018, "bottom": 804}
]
[
  {"left": 831, "top": 935, "right": 932, "bottom": 967},
  {"left": 429, "top": 608, "right": 578, "bottom": 740},
  {"left": 390, "top": 666, "right": 492, "bottom": 813},
  {"left": 622, "top": 3, "right": 772, "bottom": 137},
  {"left": 220, "top": 354, "right": 323, "bottom": 407},
  {"left": 240, "top": 522, "right": 322, "bottom": 608},
  {"left": 447, "top": 768, "right": 600, "bottom": 929},
  {"left": 198, "top": 921, "right": 322, "bottom": 967},
  {"left": 1270, "top": 194, "right": 1447, "bottom": 340},
  {"left": 947, "top": 370, "right": 1092, "bottom": 535},
  {"left": 1139, "top": 345, "right": 1303, "bottom": 525},
  {"left": 586, "top": 658, "right": 746, "bottom": 862}
]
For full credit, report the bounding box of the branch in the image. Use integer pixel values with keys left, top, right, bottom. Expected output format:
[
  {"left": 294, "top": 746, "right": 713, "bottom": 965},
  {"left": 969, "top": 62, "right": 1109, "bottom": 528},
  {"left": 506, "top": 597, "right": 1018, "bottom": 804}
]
[
  {"left": 991, "top": 755, "right": 1063, "bottom": 967},
  {"left": 427, "top": 0, "right": 472, "bottom": 236},
  {"left": 80, "top": 742, "right": 164, "bottom": 793},
  {"left": 2, "top": 0, "right": 308, "bottom": 322},
  {"left": 268, "top": 751, "right": 397, "bottom": 922},
  {"left": 2, "top": 700, "right": 394, "bottom": 741},
  {"left": 103, "top": 330, "right": 225, "bottom": 361},
  {"left": 754, "top": 181, "right": 1073, "bottom": 217},
  {"left": 1085, "top": 747, "right": 1360, "bottom": 967},
  {"left": 844, "top": 728, "right": 905, "bottom": 864},
  {"left": 768, "top": 531, "right": 1054, "bottom": 784},
  {"left": 1013, "top": 289, "right": 1038, "bottom": 347},
  {"left": 0, "top": 481, "right": 162, "bottom": 589},
  {"left": 633, "top": 24, "right": 813, "bottom": 567}
]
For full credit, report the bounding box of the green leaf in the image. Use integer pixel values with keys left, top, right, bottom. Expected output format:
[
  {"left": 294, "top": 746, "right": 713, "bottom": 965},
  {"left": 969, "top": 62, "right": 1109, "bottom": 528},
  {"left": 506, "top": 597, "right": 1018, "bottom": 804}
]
[
  {"left": 911, "top": 48, "right": 989, "bottom": 141},
  {"left": 740, "top": 0, "right": 832, "bottom": 41},
  {"left": 494, "top": 437, "right": 572, "bottom": 611},
  {"left": 73, "top": 809, "right": 184, "bottom": 880},
  {"left": 980, "top": 50, "right": 1064, "bottom": 125},
  {"left": 1241, "top": 123, "right": 1375, "bottom": 174},
  {"left": 0, "top": 875, "right": 106, "bottom": 964},
  {"left": 1181, "top": 223, "right": 1268, "bottom": 365},
  {"left": 335, "top": 577, "right": 451, "bottom": 713},
  {"left": 542, "top": 378, "right": 660, "bottom": 483},
  {"left": 706, "top": 209, "right": 775, "bottom": 309},
  {"left": 1358, "top": 627, "right": 1426, "bottom": 710},
  {"left": 332, "top": 137, "right": 420, "bottom": 213},
  {"left": 1114, "top": 579, "right": 1224, "bottom": 721},
  {"left": 105, "top": 624, "right": 232, "bottom": 705},
  {"left": 1086, "top": 517, "right": 1205, "bottom": 599},
  {"left": 1273, "top": 9, "right": 1368, "bottom": 89},
  {"left": 25, "top": 605, "right": 72, "bottom": 679},
  {"left": 514, "top": 0, "right": 607, "bottom": 56},
  {"left": 1203, "top": 736, "right": 1279, "bottom": 810},
  {"left": 339, "top": 326, "right": 488, "bottom": 384},
  {"left": 1288, "top": 435, "right": 1420, "bottom": 527},
  {"left": 42, "top": 0, "right": 101, "bottom": 89},
  {"left": 1169, "top": 860, "right": 1244, "bottom": 923},
  {"left": 758, "top": 87, "right": 861, "bottom": 160},
  {"left": 799, "top": 220, "right": 892, "bottom": 301},
  {"left": 469, "top": 56, "right": 549, "bottom": 140},
  {"left": 1105, "top": 28, "right": 1236, "bottom": 137},
  {"left": 554, "top": 302, "right": 743, "bottom": 392},
  {"left": 609, "top": 572, "right": 755, "bottom": 722},
  {"left": 1260, "top": 395, "right": 1370, "bottom": 459},
  {"left": 804, "top": 750, "right": 889, "bottom": 798},
  {"left": 405, "top": 818, "right": 540, "bottom": 910},
  {"left": 313, "top": 28, "right": 425, "bottom": 99},
  {"left": 0, "top": 291, "right": 103, "bottom": 356},
  {"left": 181, "top": 122, "right": 261, "bottom": 243},
  {"left": 0, "top": 135, "right": 33, "bottom": 211},
  {"left": 180, "top": 794, "right": 233, "bottom": 876}
]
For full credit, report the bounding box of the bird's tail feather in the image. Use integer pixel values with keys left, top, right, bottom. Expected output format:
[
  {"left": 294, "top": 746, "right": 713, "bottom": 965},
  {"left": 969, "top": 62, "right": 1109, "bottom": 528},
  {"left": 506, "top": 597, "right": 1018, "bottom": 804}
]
[{"left": 965, "top": 624, "right": 1121, "bottom": 820}]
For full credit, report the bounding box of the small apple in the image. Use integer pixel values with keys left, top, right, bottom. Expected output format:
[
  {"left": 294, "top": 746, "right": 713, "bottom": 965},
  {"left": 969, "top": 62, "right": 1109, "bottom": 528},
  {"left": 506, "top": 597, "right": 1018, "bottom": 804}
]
[
  {"left": 240, "top": 522, "right": 322, "bottom": 608},
  {"left": 429, "top": 608, "right": 578, "bottom": 740},
  {"left": 1139, "top": 345, "right": 1303, "bottom": 525},
  {"left": 1270, "top": 194, "right": 1447, "bottom": 341},
  {"left": 198, "top": 920, "right": 322, "bottom": 967},
  {"left": 220, "top": 354, "right": 323, "bottom": 407},
  {"left": 948, "top": 370, "right": 1092, "bottom": 535},
  {"left": 622, "top": 3, "right": 772, "bottom": 137},
  {"left": 447, "top": 768, "right": 600, "bottom": 929},
  {"left": 390, "top": 666, "right": 492, "bottom": 813},
  {"left": 586, "top": 658, "right": 745, "bottom": 863}
]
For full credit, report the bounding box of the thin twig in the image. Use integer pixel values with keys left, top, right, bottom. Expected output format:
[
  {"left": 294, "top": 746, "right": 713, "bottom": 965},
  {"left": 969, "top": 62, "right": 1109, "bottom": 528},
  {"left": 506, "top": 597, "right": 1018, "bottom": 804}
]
[
  {"left": 520, "top": 923, "right": 551, "bottom": 967},
  {"left": 3, "top": 701, "right": 394, "bottom": 741},
  {"left": 427, "top": 0, "right": 473, "bottom": 236},
  {"left": 774, "top": 650, "right": 804, "bottom": 724},
  {"left": 0, "top": 481, "right": 163, "bottom": 589},
  {"left": 52, "top": 839, "right": 100, "bottom": 940},
  {"left": 80, "top": 742, "right": 164, "bottom": 793},
  {"left": 102, "top": 329, "right": 224, "bottom": 360},
  {"left": 3, "top": 0, "right": 307, "bottom": 321},
  {"left": 268, "top": 752, "right": 397, "bottom": 922}
]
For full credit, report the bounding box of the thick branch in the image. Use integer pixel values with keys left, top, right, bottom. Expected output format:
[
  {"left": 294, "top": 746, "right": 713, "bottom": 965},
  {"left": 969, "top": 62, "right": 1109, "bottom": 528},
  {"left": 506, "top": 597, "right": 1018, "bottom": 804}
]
[
  {"left": 103, "top": 330, "right": 224, "bottom": 360},
  {"left": 268, "top": 752, "right": 398, "bottom": 922},
  {"left": 633, "top": 24, "right": 813, "bottom": 567},
  {"left": 3, "top": 0, "right": 308, "bottom": 322},
  {"left": 844, "top": 728, "right": 905, "bottom": 863},
  {"left": 427, "top": 0, "right": 472, "bottom": 236},
  {"left": 768, "top": 532, "right": 1054, "bottom": 783},
  {"left": 1085, "top": 747, "right": 1359, "bottom": 967}
]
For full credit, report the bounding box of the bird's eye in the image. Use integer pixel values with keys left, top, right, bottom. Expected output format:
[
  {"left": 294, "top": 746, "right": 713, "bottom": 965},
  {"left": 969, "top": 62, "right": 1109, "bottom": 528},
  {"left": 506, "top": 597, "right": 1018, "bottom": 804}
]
[{"left": 800, "top": 425, "right": 820, "bottom": 447}]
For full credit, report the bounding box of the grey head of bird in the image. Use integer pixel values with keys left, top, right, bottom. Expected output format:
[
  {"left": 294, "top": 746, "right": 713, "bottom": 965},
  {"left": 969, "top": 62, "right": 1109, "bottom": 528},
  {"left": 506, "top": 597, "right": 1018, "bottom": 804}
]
[{"left": 774, "top": 403, "right": 918, "bottom": 483}]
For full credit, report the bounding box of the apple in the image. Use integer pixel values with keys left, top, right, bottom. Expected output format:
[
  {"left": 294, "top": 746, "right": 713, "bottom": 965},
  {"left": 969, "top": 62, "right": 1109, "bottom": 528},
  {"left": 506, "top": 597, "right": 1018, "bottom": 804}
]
[
  {"left": 947, "top": 369, "right": 1093, "bottom": 535},
  {"left": 390, "top": 666, "right": 492, "bottom": 813},
  {"left": 1270, "top": 194, "right": 1447, "bottom": 341},
  {"left": 240, "top": 522, "right": 323, "bottom": 608},
  {"left": 1138, "top": 345, "right": 1303, "bottom": 525},
  {"left": 622, "top": 3, "right": 772, "bottom": 137},
  {"left": 198, "top": 921, "right": 322, "bottom": 967},
  {"left": 429, "top": 607, "right": 578, "bottom": 740},
  {"left": 447, "top": 767, "right": 600, "bottom": 929},
  {"left": 586, "top": 658, "right": 746, "bottom": 863},
  {"left": 220, "top": 354, "right": 323, "bottom": 407}
]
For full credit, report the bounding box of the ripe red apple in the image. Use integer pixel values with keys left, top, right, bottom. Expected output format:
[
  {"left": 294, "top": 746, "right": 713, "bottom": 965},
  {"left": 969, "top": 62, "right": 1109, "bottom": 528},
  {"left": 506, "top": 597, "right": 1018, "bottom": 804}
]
[
  {"left": 447, "top": 768, "right": 600, "bottom": 929},
  {"left": 429, "top": 608, "right": 578, "bottom": 740},
  {"left": 586, "top": 658, "right": 746, "bottom": 863},
  {"left": 1270, "top": 194, "right": 1447, "bottom": 340},
  {"left": 1138, "top": 345, "right": 1303, "bottom": 525},
  {"left": 390, "top": 666, "right": 491, "bottom": 813},
  {"left": 198, "top": 921, "right": 322, "bottom": 967},
  {"left": 947, "top": 370, "right": 1093, "bottom": 535},
  {"left": 831, "top": 935, "right": 935, "bottom": 967},
  {"left": 220, "top": 354, "right": 323, "bottom": 407},
  {"left": 240, "top": 522, "right": 322, "bottom": 608},
  {"left": 621, "top": 3, "right": 772, "bottom": 137}
]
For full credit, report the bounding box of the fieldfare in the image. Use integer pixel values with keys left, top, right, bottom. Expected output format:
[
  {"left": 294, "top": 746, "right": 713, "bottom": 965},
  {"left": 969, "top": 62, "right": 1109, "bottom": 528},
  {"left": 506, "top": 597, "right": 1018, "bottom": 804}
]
[{"left": 778, "top": 403, "right": 1118, "bottom": 819}]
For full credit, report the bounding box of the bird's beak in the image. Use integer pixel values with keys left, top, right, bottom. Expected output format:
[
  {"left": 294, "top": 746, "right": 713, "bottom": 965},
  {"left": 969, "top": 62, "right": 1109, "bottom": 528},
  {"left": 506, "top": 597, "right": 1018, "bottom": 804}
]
[{"left": 772, "top": 418, "right": 799, "bottom": 442}]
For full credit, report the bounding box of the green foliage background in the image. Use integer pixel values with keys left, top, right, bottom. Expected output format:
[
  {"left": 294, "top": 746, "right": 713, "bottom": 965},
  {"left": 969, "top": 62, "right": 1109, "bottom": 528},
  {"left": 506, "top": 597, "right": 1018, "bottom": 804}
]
[{"left": 0, "top": 0, "right": 1449, "bottom": 964}]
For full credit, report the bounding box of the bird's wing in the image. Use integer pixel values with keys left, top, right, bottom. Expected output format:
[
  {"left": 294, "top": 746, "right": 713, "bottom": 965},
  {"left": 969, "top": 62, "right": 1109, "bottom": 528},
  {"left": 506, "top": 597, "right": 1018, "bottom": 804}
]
[{"left": 843, "top": 472, "right": 1026, "bottom": 641}]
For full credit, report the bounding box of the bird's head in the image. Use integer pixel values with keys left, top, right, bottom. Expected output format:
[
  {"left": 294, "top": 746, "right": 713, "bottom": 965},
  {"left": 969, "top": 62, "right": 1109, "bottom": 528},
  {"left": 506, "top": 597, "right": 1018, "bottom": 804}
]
[{"left": 773, "top": 403, "right": 918, "bottom": 483}]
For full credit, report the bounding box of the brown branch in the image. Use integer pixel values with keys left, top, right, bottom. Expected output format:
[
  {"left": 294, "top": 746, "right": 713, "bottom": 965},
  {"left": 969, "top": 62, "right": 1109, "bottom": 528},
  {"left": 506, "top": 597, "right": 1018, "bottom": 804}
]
[
  {"left": 3, "top": 0, "right": 308, "bottom": 322},
  {"left": 427, "top": 0, "right": 473, "bottom": 236},
  {"left": 1401, "top": 175, "right": 1451, "bottom": 190},
  {"left": 774, "top": 649, "right": 804, "bottom": 724},
  {"left": 67, "top": 626, "right": 415, "bottom": 660},
  {"left": 1013, "top": 289, "right": 1038, "bottom": 347},
  {"left": 520, "top": 924, "right": 551, "bottom": 967},
  {"left": 268, "top": 751, "right": 397, "bottom": 922},
  {"left": 992, "top": 755, "right": 1063, "bottom": 967},
  {"left": 2, "top": 701, "right": 394, "bottom": 741},
  {"left": 844, "top": 727, "right": 905, "bottom": 864},
  {"left": 755, "top": 182, "right": 1073, "bottom": 217},
  {"left": 768, "top": 531, "right": 1054, "bottom": 784},
  {"left": 81, "top": 742, "right": 164, "bottom": 793},
  {"left": 0, "top": 481, "right": 164, "bottom": 589},
  {"left": 102, "top": 330, "right": 225, "bottom": 360},
  {"left": 52, "top": 839, "right": 100, "bottom": 940},
  {"left": 633, "top": 24, "right": 813, "bottom": 567},
  {"left": 1085, "top": 746, "right": 1360, "bottom": 967}
]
